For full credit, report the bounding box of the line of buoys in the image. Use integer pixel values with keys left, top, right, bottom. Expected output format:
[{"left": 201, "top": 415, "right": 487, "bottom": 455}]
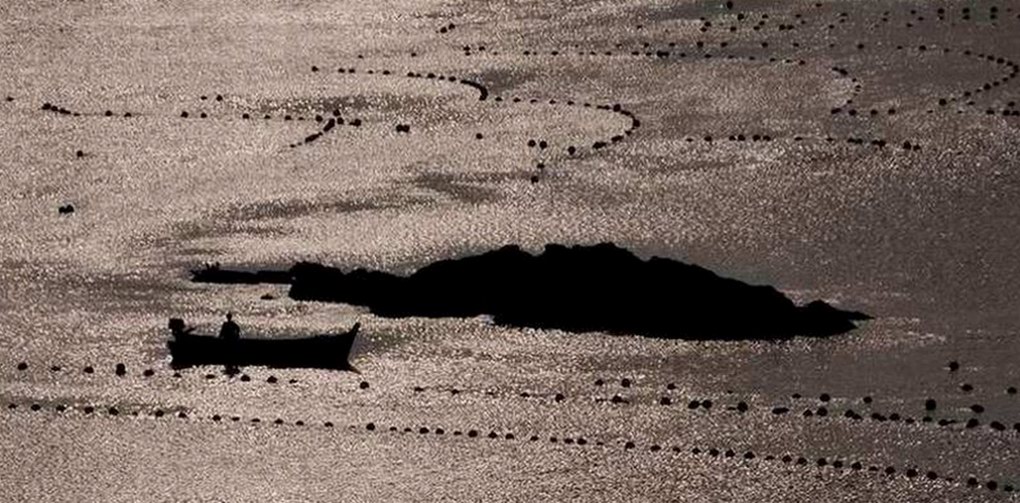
[{"left": 8, "top": 397, "right": 1017, "bottom": 493}]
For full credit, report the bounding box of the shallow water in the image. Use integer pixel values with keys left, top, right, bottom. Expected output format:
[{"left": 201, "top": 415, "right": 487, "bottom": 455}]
[{"left": 2, "top": 0, "right": 1020, "bottom": 501}]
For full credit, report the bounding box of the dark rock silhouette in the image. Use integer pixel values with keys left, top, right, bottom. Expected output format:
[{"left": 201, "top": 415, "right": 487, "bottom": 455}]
[{"left": 281, "top": 243, "right": 869, "bottom": 339}]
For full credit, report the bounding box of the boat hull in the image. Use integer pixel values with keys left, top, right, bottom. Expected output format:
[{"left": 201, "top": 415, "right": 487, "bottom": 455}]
[{"left": 167, "top": 325, "right": 358, "bottom": 370}]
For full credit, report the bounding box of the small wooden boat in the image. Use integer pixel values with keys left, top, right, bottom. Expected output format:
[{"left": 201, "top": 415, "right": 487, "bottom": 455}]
[{"left": 166, "top": 318, "right": 359, "bottom": 371}]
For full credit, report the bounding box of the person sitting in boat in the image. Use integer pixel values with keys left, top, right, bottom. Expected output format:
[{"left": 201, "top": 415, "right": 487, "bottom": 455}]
[
  {"left": 168, "top": 318, "right": 194, "bottom": 337},
  {"left": 219, "top": 312, "right": 241, "bottom": 341}
]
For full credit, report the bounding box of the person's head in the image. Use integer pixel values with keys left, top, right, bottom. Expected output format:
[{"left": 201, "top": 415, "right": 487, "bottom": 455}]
[{"left": 226, "top": 312, "right": 233, "bottom": 321}]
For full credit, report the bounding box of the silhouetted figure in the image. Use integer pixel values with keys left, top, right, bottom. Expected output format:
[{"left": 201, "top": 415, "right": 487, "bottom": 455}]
[
  {"left": 218, "top": 313, "right": 241, "bottom": 375},
  {"left": 219, "top": 313, "right": 240, "bottom": 341},
  {"left": 168, "top": 318, "right": 193, "bottom": 336}
]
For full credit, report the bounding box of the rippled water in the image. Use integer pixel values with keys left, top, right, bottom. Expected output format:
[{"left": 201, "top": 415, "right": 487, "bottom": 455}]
[{"left": 2, "top": 0, "right": 1020, "bottom": 501}]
